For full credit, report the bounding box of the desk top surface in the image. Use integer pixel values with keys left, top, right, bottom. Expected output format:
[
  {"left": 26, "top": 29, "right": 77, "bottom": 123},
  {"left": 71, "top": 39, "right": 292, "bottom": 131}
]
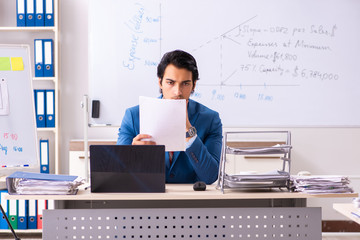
[
  {"left": 333, "top": 203, "right": 360, "bottom": 225},
  {"left": 6, "top": 184, "right": 358, "bottom": 200}
]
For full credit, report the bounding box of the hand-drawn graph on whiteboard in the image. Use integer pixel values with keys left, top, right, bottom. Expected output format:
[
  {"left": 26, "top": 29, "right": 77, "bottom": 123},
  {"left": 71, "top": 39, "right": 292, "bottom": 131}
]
[{"left": 89, "top": 0, "right": 360, "bottom": 127}]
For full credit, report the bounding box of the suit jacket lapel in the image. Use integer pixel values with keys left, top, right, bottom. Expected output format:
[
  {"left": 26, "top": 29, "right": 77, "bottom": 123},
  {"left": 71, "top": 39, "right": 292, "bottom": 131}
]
[{"left": 187, "top": 99, "right": 200, "bottom": 126}]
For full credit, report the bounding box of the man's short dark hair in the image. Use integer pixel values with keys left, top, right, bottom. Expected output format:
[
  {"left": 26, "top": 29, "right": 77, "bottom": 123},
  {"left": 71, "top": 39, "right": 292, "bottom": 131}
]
[{"left": 157, "top": 50, "right": 199, "bottom": 85}]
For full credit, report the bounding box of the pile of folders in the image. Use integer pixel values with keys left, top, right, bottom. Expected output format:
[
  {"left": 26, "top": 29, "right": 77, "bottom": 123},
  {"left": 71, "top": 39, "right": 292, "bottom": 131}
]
[
  {"left": 16, "top": 0, "right": 54, "bottom": 27},
  {"left": 291, "top": 175, "right": 353, "bottom": 194},
  {"left": 6, "top": 171, "right": 84, "bottom": 195},
  {"left": 34, "top": 39, "right": 54, "bottom": 78},
  {"left": 34, "top": 89, "right": 55, "bottom": 128}
]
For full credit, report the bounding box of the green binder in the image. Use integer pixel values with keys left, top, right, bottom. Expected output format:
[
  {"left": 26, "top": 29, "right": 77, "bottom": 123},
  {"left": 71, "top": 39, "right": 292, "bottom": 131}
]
[{"left": 7, "top": 199, "right": 17, "bottom": 229}]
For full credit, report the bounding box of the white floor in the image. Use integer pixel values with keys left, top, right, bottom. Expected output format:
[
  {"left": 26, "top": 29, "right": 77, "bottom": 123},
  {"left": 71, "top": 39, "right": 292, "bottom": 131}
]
[{"left": 323, "top": 237, "right": 360, "bottom": 240}]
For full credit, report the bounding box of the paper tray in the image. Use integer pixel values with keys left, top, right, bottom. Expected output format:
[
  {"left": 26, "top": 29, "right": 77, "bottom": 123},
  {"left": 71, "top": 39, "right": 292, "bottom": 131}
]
[
  {"left": 226, "top": 145, "right": 292, "bottom": 155},
  {"left": 224, "top": 173, "right": 289, "bottom": 189}
]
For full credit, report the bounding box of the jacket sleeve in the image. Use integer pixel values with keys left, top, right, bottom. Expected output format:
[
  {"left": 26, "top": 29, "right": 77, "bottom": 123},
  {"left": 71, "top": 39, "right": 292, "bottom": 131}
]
[
  {"left": 117, "top": 108, "right": 137, "bottom": 145},
  {"left": 185, "top": 112, "right": 223, "bottom": 184}
]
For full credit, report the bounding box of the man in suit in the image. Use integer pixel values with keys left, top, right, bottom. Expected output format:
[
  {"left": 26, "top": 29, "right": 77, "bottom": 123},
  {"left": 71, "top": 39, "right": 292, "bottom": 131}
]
[{"left": 117, "top": 50, "right": 222, "bottom": 184}]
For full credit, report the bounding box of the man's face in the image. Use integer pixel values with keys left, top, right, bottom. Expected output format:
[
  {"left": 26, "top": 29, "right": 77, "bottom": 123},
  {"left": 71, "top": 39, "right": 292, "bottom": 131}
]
[{"left": 159, "top": 64, "right": 195, "bottom": 101}]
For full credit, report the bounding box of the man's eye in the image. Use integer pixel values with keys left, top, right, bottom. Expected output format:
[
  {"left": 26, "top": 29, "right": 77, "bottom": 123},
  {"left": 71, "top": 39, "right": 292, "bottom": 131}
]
[
  {"left": 183, "top": 82, "right": 190, "bottom": 86},
  {"left": 166, "top": 81, "right": 174, "bottom": 85}
]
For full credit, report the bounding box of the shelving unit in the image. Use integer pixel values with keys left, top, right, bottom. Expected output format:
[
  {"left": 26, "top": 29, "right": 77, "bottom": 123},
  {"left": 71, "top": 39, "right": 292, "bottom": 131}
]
[
  {"left": 0, "top": 0, "right": 60, "bottom": 174},
  {"left": 0, "top": 229, "right": 42, "bottom": 234},
  {"left": 0, "top": 27, "right": 55, "bottom": 31},
  {"left": 217, "top": 131, "right": 292, "bottom": 193},
  {"left": 0, "top": 0, "right": 59, "bottom": 235}
]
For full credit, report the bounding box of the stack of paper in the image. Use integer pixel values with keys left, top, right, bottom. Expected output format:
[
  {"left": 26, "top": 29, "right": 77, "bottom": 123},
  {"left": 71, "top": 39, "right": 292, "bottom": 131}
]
[
  {"left": 224, "top": 170, "right": 290, "bottom": 189},
  {"left": 6, "top": 171, "right": 84, "bottom": 195},
  {"left": 291, "top": 175, "right": 353, "bottom": 194},
  {"left": 226, "top": 144, "right": 292, "bottom": 155}
]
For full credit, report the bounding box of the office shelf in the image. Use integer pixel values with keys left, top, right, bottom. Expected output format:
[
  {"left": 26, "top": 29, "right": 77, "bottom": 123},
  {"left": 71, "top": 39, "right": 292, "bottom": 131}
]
[
  {"left": 0, "top": 0, "right": 60, "bottom": 175},
  {"left": 0, "top": 229, "right": 42, "bottom": 233},
  {"left": 33, "top": 77, "right": 56, "bottom": 82},
  {"left": 37, "top": 128, "right": 57, "bottom": 133},
  {"left": 0, "top": 27, "right": 55, "bottom": 31}
]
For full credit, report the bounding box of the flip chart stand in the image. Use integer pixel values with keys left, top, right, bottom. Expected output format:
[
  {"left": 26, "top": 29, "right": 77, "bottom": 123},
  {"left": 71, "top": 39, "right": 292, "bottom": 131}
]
[{"left": 80, "top": 95, "right": 89, "bottom": 182}]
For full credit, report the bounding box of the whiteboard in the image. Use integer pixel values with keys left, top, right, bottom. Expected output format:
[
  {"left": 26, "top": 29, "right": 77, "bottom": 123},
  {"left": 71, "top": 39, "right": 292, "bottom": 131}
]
[
  {"left": 89, "top": 0, "right": 360, "bottom": 127},
  {"left": 0, "top": 45, "right": 38, "bottom": 169}
]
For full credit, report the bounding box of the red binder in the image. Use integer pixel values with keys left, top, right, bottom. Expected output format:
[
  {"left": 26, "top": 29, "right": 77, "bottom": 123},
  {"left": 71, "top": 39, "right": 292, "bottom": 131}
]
[{"left": 37, "top": 199, "right": 47, "bottom": 229}]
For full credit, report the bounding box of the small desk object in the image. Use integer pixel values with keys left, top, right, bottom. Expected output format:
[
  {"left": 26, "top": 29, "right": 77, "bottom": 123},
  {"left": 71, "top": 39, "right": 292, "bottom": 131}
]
[{"left": 7, "top": 184, "right": 357, "bottom": 239}]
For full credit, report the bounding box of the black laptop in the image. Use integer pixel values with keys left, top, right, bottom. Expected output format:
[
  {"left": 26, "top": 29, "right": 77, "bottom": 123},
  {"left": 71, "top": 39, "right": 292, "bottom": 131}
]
[{"left": 89, "top": 145, "right": 165, "bottom": 193}]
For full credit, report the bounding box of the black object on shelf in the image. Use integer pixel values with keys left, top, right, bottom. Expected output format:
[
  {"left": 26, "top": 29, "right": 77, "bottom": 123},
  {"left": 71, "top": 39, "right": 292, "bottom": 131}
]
[{"left": 0, "top": 203, "right": 21, "bottom": 240}]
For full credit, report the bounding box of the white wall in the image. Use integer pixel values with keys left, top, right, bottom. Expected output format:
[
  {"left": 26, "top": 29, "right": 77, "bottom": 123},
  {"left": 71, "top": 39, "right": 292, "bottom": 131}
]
[
  {"left": 60, "top": 0, "right": 117, "bottom": 162},
  {"left": 59, "top": 1, "right": 359, "bottom": 219}
]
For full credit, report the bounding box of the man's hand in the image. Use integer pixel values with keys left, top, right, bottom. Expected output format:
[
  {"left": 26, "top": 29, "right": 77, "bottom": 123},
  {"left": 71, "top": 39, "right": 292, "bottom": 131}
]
[{"left": 132, "top": 134, "right": 156, "bottom": 145}]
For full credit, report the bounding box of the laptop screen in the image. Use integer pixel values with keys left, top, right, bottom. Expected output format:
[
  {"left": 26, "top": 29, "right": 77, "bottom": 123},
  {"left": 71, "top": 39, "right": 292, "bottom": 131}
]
[{"left": 90, "top": 145, "right": 165, "bottom": 193}]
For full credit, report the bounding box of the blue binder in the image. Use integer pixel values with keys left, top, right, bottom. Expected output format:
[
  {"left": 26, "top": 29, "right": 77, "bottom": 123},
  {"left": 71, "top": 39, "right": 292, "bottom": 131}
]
[
  {"left": 34, "top": 39, "right": 44, "bottom": 77},
  {"left": 16, "top": 0, "right": 26, "bottom": 27},
  {"left": 35, "top": 0, "right": 45, "bottom": 26},
  {"left": 44, "top": 0, "right": 54, "bottom": 27},
  {"left": 34, "top": 89, "right": 46, "bottom": 128},
  {"left": 8, "top": 171, "right": 79, "bottom": 182},
  {"left": 0, "top": 190, "right": 9, "bottom": 229},
  {"left": 25, "top": 0, "right": 35, "bottom": 26},
  {"left": 27, "top": 199, "right": 37, "bottom": 229},
  {"left": 40, "top": 139, "right": 50, "bottom": 173},
  {"left": 43, "top": 39, "right": 54, "bottom": 77},
  {"left": 45, "top": 89, "right": 55, "bottom": 127},
  {"left": 17, "top": 199, "right": 28, "bottom": 229}
]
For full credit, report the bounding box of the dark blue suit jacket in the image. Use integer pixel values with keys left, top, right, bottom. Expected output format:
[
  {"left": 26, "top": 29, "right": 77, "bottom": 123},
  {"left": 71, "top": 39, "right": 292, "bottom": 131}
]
[{"left": 117, "top": 98, "right": 223, "bottom": 184}]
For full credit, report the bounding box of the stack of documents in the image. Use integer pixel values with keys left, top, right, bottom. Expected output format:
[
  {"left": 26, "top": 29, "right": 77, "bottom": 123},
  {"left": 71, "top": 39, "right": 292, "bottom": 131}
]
[
  {"left": 291, "top": 175, "right": 353, "bottom": 194},
  {"left": 224, "top": 170, "right": 290, "bottom": 189},
  {"left": 6, "top": 171, "right": 84, "bottom": 195},
  {"left": 226, "top": 144, "right": 292, "bottom": 155}
]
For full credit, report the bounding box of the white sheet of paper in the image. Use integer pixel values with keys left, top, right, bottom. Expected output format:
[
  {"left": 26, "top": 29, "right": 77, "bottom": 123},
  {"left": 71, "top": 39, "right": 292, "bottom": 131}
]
[{"left": 139, "top": 96, "right": 186, "bottom": 151}]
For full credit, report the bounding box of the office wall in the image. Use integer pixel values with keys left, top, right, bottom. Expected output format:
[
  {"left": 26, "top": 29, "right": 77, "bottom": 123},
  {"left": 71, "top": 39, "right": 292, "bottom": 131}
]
[{"left": 59, "top": 1, "right": 360, "bottom": 219}]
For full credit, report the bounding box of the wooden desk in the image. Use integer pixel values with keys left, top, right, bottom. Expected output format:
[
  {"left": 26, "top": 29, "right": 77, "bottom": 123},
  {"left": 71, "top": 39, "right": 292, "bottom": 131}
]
[
  {"left": 333, "top": 203, "right": 360, "bottom": 225},
  {"left": 7, "top": 185, "right": 357, "bottom": 239},
  {"left": 7, "top": 184, "right": 357, "bottom": 201}
]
